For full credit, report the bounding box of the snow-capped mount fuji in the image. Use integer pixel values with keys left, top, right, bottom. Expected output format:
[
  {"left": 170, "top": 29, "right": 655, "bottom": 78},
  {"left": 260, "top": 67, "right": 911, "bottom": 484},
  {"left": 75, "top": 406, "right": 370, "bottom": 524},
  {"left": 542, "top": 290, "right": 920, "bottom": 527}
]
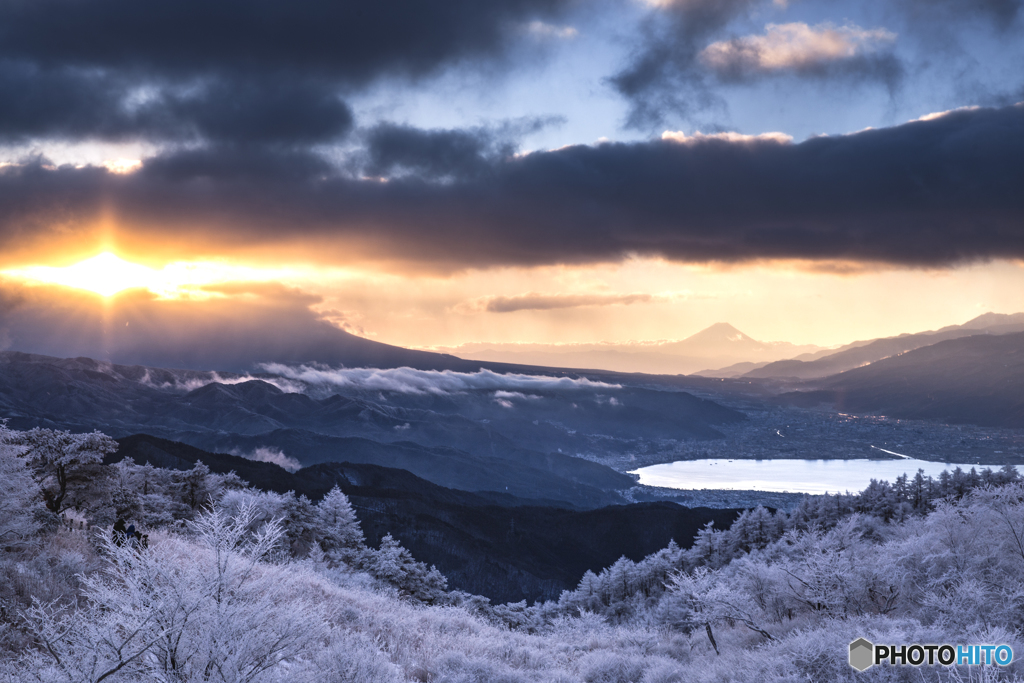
[
  {"left": 658, "top": 323, "right": 779, "bottom": 357},
  {"left": 438, "top": 323, "right": 823, "bottom": 376}
]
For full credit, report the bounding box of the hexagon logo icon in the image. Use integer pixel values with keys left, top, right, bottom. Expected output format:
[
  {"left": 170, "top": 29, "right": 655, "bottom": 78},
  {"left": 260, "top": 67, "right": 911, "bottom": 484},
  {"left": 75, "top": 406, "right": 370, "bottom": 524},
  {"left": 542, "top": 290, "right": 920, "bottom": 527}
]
[{"left": 849, "top": 638, "right": 874, "bottom": 671}]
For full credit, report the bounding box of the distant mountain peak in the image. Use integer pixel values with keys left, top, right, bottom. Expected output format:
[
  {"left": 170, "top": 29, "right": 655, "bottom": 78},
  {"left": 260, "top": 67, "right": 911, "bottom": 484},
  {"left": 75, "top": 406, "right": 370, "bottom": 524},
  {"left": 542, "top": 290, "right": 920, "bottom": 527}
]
[
  {"left": 185, "top": 378, "right": 284, "bottom": 401},
  {"left": 686, "top": 323, "right": 755, "bottom": 344},
  {"left": 959, "top": 312, "right": 1024, "bottom": 330}
]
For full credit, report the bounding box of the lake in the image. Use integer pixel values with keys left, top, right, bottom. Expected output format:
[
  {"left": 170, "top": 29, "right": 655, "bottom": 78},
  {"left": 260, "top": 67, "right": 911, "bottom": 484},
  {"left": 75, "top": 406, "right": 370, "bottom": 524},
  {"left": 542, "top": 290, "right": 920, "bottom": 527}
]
[{"left": 630, "top": 458, "right": 980, "bottom": 495}]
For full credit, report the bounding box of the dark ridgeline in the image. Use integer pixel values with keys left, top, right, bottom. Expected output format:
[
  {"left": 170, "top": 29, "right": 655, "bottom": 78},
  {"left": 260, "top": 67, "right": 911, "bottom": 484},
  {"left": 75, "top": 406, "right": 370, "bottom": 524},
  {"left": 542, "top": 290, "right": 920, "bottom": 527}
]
[
  {"left": 109, "top": 434, "right": 740, "bottom": 603},
  {"left": 744, "top": 312, "right": 1024, "bottom": 381},
  {"left": 778, "top": 330, "right": 1024, "bottom": 428}
]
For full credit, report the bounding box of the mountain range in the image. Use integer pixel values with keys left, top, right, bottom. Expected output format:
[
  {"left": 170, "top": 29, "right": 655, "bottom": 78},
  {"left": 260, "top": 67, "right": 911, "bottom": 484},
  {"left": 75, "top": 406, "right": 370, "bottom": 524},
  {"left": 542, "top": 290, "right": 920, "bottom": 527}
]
[
  {"left": 431, "top": 323, "right": 823, "bottom": 376},
  {"left": 2, "top": 309, "right": 1023, "bottom": 532},
  {"left": 0, "top": 350, "right": 744, "bottom": 508},
  {"left": 430, "top": 314, "right": 1024, "bottom": 381},
  {"left": 741, "top": 312, "right": 1024, "bottom": 380},
  {"left": 779, "top": 330, "right": 1024, "bottom": 428}
]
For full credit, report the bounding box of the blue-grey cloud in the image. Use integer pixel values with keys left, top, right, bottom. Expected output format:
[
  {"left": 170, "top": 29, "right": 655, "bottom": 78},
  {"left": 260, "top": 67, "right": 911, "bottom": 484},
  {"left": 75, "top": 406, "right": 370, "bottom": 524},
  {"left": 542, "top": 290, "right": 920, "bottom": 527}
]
[{"left": 362, "top": 117, "right": 564, "bottom": 181}]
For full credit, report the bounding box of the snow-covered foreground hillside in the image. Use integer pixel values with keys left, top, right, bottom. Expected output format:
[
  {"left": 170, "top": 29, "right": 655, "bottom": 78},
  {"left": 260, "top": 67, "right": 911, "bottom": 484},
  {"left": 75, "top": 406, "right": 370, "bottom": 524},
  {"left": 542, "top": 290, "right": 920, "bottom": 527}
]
[{"left": 3, "top": 425, "right": 1024, "bottom": 682}]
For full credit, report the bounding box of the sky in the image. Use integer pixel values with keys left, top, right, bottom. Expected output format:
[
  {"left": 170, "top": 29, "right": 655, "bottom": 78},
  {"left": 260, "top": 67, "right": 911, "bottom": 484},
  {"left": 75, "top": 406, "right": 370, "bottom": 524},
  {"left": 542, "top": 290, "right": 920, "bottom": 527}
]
[{"left": 0, "top": 0, "right": 1023, "bottom": 369}]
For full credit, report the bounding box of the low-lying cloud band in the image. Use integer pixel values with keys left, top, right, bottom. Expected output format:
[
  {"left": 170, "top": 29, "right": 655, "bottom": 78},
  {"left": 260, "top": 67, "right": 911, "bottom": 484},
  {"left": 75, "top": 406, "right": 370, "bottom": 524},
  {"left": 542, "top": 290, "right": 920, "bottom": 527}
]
[
  {"left": 459, "top": 292, "right": 662, "bottom": 313},
  {"left": 257, "top": 364, "right": 621, "bottom": 395}
]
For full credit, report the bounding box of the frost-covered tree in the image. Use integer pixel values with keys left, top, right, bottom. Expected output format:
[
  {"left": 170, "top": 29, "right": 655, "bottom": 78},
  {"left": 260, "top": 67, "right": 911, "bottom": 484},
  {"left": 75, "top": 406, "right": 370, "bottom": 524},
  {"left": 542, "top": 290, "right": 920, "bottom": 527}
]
[
  {"left": 106, "top": 461, "right": 143, "bottom": 523},
  {"left": 724, "top": 506, "right": 782, "bottom": 555},
  {"left": 0, "top": 434, "right": 43, "bottom": 545},
  {"left": 661, "top": 563, "right": 780, "bottom": 653},
  {"left": 554, "top": 540, "right": 688, "bottom": 623},
  {"left": 775, "top": 517, "right": 898, "bottom": 619},
  {"left": 316, "top": 486, "right": 364, "bottom": 560},
  {"left": 890, "top": 483, "right": 1024, "bottom": 632},
  {"left": 278, "top": 492, "right": 318, "bottom": 555},
  {"left": 8, "top": 428, "right": 117, "bottom": 514},
  {"left": 689, "top": 521, "right": 728, "bottom": 568},
  {"left": 217, "top": 488, "right": 324, "bottom": 558},
  {"left": 366, "top": 534, "right": 448, "bottom": 603},
  {"left": 176, "top": 460, "right": 212, "bottom": 511},
  {"left": 21, "top": 501, "right": 328, "bottom": 683}
]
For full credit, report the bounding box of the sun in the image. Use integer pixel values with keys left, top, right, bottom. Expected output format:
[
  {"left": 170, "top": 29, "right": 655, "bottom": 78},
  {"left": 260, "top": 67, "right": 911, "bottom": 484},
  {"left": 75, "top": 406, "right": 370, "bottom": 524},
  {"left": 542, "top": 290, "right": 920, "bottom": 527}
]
[
  {"left": 6, "top": 252, "right": 162, "bottom": 297},
  {"left": 3, "top": 252, "right": 302, "bottom": 298}
]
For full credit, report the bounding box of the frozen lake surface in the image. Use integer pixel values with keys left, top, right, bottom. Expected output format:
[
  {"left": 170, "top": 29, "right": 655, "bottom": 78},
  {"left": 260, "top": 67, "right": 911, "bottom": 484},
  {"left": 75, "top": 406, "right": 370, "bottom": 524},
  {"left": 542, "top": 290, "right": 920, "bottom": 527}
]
[{"left": 630, "top": 458, "right": 980, "bottom": 495}]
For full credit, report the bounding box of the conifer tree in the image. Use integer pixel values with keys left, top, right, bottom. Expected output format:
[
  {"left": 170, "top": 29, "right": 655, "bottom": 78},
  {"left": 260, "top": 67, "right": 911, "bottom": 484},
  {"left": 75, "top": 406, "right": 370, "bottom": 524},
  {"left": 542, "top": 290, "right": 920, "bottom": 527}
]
[{"left": 317, "top": 486, "right": 364, "bottom": 558}]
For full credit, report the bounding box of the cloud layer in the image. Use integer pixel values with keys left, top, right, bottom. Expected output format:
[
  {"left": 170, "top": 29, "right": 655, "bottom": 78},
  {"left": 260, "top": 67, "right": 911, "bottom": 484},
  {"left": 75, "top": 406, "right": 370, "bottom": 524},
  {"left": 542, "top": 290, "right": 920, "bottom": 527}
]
[
  {"left": 2, "top": 103, "right": 1022, "bottom": 270},
  {"left": 0, "top": 0, "right": 572, "bottom": 81},
  {"left": 0, "top": 0, "right": 1021, "bottom": 295},
  {"left": 257, "top": 364, "right": 620, "bottom": 395},
  {"left": 460, "top": 292, "right": 661, "bottom": 313},
  {"left": 700, "top": 23, "right": 898, "bottom": 80}
]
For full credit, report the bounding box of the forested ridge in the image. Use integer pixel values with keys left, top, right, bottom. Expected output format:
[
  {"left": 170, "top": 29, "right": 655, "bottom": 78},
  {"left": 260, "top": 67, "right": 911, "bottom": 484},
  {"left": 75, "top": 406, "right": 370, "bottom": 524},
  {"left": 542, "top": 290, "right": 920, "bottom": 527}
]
[
  {"left": 108, "top": 433, "right": 741, "bottom": 603},
  {"left": 3, "top": 423, "right": 1024, "bottom": 682}
]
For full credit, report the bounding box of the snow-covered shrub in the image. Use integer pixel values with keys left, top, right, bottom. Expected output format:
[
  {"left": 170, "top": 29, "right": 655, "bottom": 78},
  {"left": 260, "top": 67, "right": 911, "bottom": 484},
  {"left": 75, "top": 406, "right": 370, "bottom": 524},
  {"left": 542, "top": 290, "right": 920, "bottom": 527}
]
[
  {"left": 0, "top": 434, "right": 44, "bottom": 546},
  {"left": 20, "top": 501, "right": 328, "bottom": 682},
  {"left": 578, "top": 650, "right": 647, "bottom": 683}
]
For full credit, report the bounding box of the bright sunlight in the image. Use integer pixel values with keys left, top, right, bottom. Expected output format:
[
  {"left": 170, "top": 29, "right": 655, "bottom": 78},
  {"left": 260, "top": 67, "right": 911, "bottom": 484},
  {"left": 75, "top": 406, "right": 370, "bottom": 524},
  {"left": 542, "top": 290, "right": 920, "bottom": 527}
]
[{"left": 2, "top": 252, "right": 292, "bottom": 298}]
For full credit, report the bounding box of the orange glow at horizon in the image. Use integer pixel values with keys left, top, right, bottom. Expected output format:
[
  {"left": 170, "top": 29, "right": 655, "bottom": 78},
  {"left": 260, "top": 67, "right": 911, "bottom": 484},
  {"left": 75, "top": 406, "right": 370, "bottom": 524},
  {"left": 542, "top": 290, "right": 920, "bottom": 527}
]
[
  {"left": 3, "top": 252, "right": 1022, "bottom": 352},
  {"left": 2, "top": 252, "right": 298, "bottom": 299}
]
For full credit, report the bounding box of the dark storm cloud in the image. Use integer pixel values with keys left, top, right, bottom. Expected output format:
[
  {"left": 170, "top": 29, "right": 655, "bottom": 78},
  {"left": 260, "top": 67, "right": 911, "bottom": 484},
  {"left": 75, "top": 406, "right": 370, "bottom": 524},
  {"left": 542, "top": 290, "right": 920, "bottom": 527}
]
[
  {"left": 364, "top": 125, "right": 514, "bottom": 181},
  {"left": 0, "top": 64, "right": 129, "bottom": 142},
  {"left": 0, "top": 0, "right": 576, "bottom": 83},
  {"left": 1, "top": 103, "right": 1023, "bottom": 269},
  {"left": 140, "top": 146, "right": 334, "bottom": 182},
  {"left": 0, "top": 66, "right": 353, "bottom": 145},
  {"left": 157, "top": 79, "right": 354, "bottom": 146},
  {"left": 362, "top": 117, "right": 562, "bottom": 180},
  {"left": 0, "top": 0, "right": 575, "bottom": 147}
]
